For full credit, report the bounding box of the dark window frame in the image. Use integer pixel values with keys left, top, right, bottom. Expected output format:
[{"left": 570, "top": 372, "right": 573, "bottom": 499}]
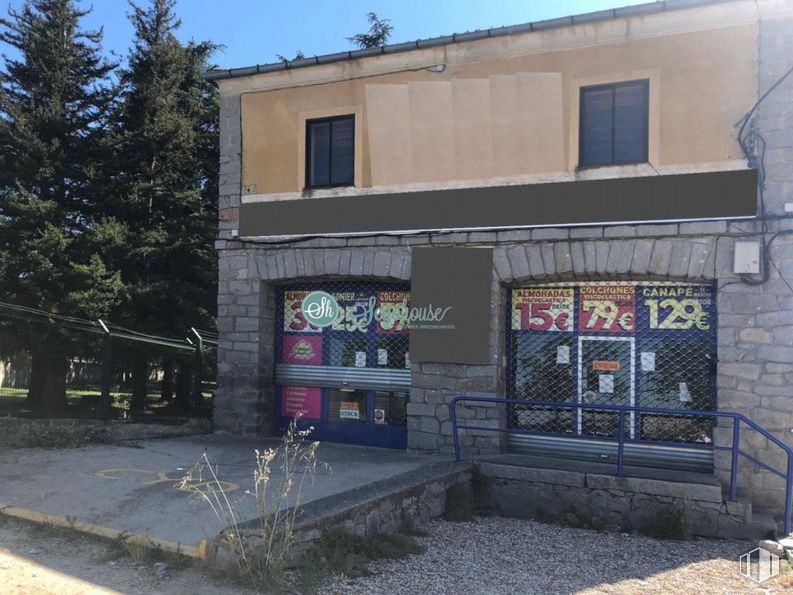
[
  {"left": 578, "top": 79, "right": 649, "bottom": 169},
  {"left": 305, "top": 114, "right": 355, "bottom": 189}
]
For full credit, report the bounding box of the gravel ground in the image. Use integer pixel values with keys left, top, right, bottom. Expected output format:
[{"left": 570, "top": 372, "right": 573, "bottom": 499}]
[
  {"left": 4, "top": 512, "right": 792, "bottom": 594},
  {"left": 321, "top": 517, "right": 793, "bottom": 595}
]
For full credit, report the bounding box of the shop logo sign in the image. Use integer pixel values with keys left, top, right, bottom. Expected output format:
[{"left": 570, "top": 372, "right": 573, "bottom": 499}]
[
  {"left": 301, "top": 291, "right": 339, "bottom": 328},
  {"left": 739, "top": 547, "right": 780, "bottom": 583}
]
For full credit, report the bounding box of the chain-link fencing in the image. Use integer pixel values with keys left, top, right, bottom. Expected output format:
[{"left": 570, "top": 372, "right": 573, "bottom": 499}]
[{"left": 506, "top": 282, "right": 717, "bottom": 445}]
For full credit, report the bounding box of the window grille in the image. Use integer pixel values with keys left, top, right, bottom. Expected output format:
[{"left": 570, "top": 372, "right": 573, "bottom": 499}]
[{"left": 506, "top": 282, "right": 716, "bottom": 445}]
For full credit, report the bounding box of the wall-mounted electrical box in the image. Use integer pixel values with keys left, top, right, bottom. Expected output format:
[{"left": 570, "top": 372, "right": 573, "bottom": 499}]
[{"left": 733, "top": 240, "right": 761, "bottom": 274}]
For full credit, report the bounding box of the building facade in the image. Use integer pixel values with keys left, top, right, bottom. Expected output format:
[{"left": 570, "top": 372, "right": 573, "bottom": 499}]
[{"left": 208, "top": 0, "right": 793, "bottom": 511}]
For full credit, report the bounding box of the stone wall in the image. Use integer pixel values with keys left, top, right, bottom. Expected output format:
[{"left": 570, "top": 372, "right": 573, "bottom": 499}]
[
  {"left": 476, "top": 461, "right": 770, "bottom": 539},
  {"left": 215, "top": 211, "right": 793, "bottom": 512},
  {"left": 207, "top": 461, "right": 473, "bottom": 563}
]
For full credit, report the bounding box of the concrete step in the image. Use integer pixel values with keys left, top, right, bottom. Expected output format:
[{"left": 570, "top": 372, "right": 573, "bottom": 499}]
[
  {"left": 473, "top": 454, "right": 792, "bottom": 539},
  {"left": 486, "top": 453, "right": 721, "bottom": 486}
]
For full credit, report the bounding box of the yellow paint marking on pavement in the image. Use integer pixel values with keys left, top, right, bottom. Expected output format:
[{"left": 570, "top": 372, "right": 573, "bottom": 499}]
[
  {"left": 95, "top": 467, "right": 240, "bottom": 493},
  {"left": 94, "top": 468, "right": 157, "bottom": 480},
  {"left": 0, "top": 504, "right": 205, "bottom": 559}
]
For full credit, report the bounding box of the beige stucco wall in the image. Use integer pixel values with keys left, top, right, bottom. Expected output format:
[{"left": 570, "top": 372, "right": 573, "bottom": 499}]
[{"left": 235, "top": 2, "right": 758, "bottom": 196}]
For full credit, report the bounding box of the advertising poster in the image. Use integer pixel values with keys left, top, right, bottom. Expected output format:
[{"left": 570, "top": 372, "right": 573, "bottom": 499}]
[
  {"left": 639, "top": 284, "right": 714, "bottom": 332},
  {"left": 579, "top": 284, "right": 636, "bottom": 333},
  {"left": 330, "top": 291, "right": 371, "bottom": 333},
  {"left": 282, "top": 336, "right": 323, "bottom": 365},
  {"left": 511, "top": 288, "right": 574, "bottom": 332},
  {"left": 339, "top": 401, "right": 360, "bottom": 419},
  {"left": 376, "top": 290, "right": 410, "bottom": 335},
  {"left": 281, "top": 386, "right": 321, "bottom": 419},
  {"left": 283, "top": 290, "right": 322, "bottom": 333}
]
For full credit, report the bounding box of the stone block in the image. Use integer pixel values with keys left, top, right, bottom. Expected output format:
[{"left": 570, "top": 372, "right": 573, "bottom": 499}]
[
  {"left": 374, "top": 251, "right": 391, "bottom": 275},
  {"left": 603, "top": 225, "right": 637, "bottom": 238},
  {"left": 633, "top": 224, "right": 678, "bottom": 237},
  {"left": 585, "top": 474, "right": 722, "bottom": 503},
  {"left": 532, "top": 228, "right": 568, "bottom": 240},
  {"left": 582, "top": 241, "right": 598, "bottom": 274},
  {"left": 507, "top": 245, "right": 530, "bottom": 280},
  {"left": 616, "top": 240, "right": 635, "bottom": 274},
  {"left": 496, "top": 230, "right": 531, "bottom": 242},
  {"left": 759, "top": 345, "right": 793, "bottom": 364},
  {"left": 420, "top": 417, "right": 440, "bottom": 434},
  {"left": 553, "top": 242, "right": 572, "bottom": 276},
  {"left": 540, "top": 244, "right": 556, "bottom": 275},
  {"left": 408, "top": 431, "right": 438, "bottom": 450},
  {"left": 687, "top": 242, "right": 712, "bottom": 279},
  {"left": 526, "top": 244, "right": 545, "bottom": 278},
  {"left": 630, "top": 240, "right": 653, "bottom": 276},
  {"left": 493, "top": 248, "right": 512, "bottom": 280},
  {"left": 594, "top": 241, "right": 610, "bottom": 274},
  {"left": 476, "top": 462, "right": 586, "bottom": 487},
  {"left": 669, "top": 241, "right": 692, "bottom": 278},
  {"left": 469, "top": 231, "right": 498, "bottom": 244},
  {"left": 648, "top": 240, "right": 673, "bottom": 276},
  {"left": 570, "top": 242, "right": 585, "bottom": 276},
  {"left": 605, "top": 240, "right": 625, "bottom": 275},
  {"left": 741, "top": 328, "right": 773, "bottom": 344},
  {"left": 679, "top": 221, "right": 728, "bottom": 235},
  {"left": 406, "top": 403, "right": 436, "bottom": 417},
  {"left": 569, "top": 227, "right": 603, "bottom": 239},
  {"left": 363, "top": 252, "right": 375, "bottom": 276},
  {"left": 718, "top": 362, "right": 762, "bottom": 380}
]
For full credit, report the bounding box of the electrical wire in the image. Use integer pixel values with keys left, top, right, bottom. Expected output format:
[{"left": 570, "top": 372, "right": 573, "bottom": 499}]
[
  {"left": 0, "top": 301, "right": 197, "bottom": 352},
  {"left": 734, "top": 59, "right": 793, "bottom": 290}
]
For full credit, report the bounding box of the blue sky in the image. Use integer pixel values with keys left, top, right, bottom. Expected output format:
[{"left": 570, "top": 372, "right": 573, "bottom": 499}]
[{"left": 3, "top": 0, "right": 648, "bottom": 68}]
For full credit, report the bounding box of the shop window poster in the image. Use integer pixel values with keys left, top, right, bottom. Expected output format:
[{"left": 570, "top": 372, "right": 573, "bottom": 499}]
[
  {"left": 579, "top": 284, "right": 636, "bottom": 333},
  {"left": 281, "top": 386, "right": 322, "bottom": 419},
  {"left": 282, "top": 335, "right": 322, "bottom": 365},
  {"left": 512, "top": 288, "right": 574, "bottom": 332}
]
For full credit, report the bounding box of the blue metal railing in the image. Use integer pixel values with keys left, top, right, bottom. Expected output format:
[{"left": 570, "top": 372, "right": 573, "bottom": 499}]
[{"left": 449, "top": 396, "right": 793, "bottom": 534}]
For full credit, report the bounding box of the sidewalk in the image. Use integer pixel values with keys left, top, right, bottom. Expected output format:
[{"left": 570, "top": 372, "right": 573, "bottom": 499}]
[{"left": 0, "top": 435, "right": 437, "bottom": 550}]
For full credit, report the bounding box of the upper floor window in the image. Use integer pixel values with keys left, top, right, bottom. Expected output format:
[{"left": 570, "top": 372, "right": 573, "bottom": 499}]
[
  {"left": 579, "top": 80, "right": 648, "bottom": 168},
  {"left": 306, "top": 115, "right": 355, "bottom": 188}
]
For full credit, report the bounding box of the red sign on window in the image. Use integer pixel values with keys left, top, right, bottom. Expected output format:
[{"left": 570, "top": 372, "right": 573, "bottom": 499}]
[
  {"left": 512, "top": 288, "right": 574, "bottom": 332},
  {"left": 578, "top": 285, "right": 636, "bottom": 333}
]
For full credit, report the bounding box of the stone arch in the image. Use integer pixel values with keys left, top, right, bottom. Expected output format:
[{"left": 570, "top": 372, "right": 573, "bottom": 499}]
[
  {"left": 250, "top": 246, "right": 411, "bottom": 283},
  {"left": 493, "top": 237, "right": 719, "bottom": 285}
]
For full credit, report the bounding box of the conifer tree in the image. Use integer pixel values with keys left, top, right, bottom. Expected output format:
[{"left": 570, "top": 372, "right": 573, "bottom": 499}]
[
  {"left": 348, "top": 12, "right": 393, "bottom": 49},
  {"left": 103, "top": 0, "right": 218, "bottom": 413},
  {"left": 0, "top": 0, "right": 121, "bottom": 412}
]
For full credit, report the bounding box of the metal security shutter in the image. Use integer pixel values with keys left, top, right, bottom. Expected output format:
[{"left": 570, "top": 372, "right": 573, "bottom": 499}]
[
  {"left": 507, "top": 434, "right": 713, "bottom": 473},
  {"left": 275, "top": 364, "right": 410, "bottom": 392}
]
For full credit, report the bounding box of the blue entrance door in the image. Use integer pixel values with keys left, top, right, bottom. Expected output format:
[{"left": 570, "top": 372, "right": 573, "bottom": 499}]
[{"left": 277, "top": 387, "right": 408, "bottom": 449}]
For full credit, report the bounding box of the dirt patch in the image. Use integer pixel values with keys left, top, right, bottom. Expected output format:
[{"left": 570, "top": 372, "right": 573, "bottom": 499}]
[{"left": 0, "top": 516, "right": 253, "bottom": 595}]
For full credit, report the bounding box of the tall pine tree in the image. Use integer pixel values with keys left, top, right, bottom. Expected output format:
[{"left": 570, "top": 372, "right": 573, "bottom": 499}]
[
  {"left": 0, "top": 0, "right": 121, "bottom": 412},
  {"left": 103, "top": 0, "right": 218, "bottom": 413}
]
